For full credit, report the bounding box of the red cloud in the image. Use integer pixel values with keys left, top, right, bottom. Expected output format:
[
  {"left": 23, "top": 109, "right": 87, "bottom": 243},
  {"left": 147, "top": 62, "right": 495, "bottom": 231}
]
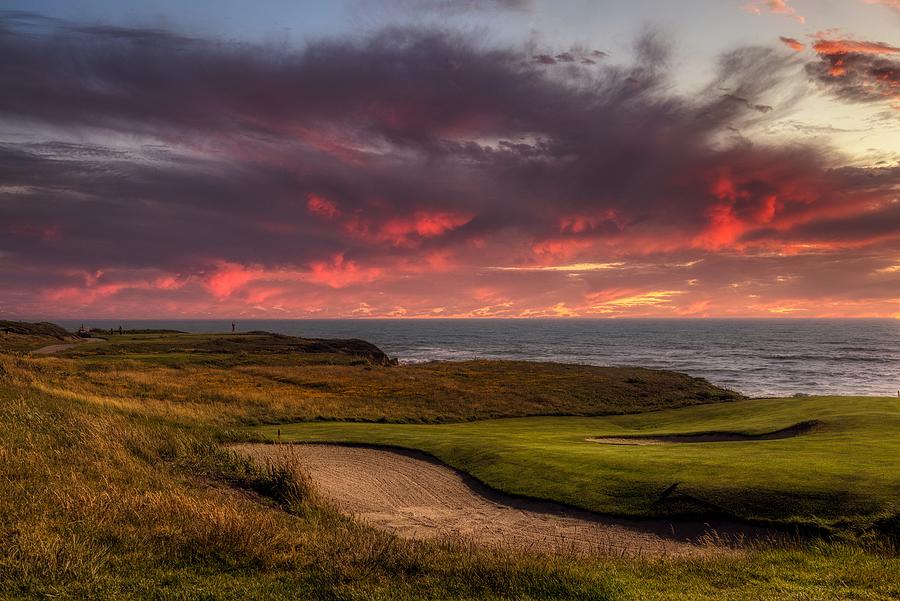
[
  {"left": 206, "top": 262, "right": 262, "bottom": 298},
  {"left": 345, "top": 211, "right": 474, "bottom": 247},
  {"left": 398, "top": 212, "right": 469, "bottom": 237},
  {"left": 531, "top": 238, "right": 595, "bottom": 262},
  {"left": 42, "top": 271, "right": 188, "bottom": 305},
  {"left": 559, "top": 210, "right": 623, "bottom": 234},
  {"left": 307, "top": 194, "right": 341, "bottom": 219},
  {"left": 307, "top": 254, "right": 384, "bottom": 288}
]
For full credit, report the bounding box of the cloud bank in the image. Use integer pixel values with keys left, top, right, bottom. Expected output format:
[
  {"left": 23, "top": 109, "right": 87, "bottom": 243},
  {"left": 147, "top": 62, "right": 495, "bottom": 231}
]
[{"left": 0, "top": 14, "right": 898, "bottom": 318}]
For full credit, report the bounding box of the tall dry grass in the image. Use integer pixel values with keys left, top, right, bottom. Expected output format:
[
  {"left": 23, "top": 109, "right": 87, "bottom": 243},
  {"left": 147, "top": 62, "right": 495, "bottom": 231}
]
[{"left": 0, "top": 354, "right": 629, "bottom": 599}]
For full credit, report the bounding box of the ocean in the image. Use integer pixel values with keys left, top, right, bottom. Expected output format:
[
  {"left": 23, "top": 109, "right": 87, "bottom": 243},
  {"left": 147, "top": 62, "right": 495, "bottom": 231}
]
[{"left": 56, "top": 318, "right": 900, "bottom": 398}]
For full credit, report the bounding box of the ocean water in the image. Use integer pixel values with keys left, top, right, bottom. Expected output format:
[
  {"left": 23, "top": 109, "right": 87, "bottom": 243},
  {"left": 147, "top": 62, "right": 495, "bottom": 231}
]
[{"left": 57, "top": 318, "right": 900, "bottom": 398}]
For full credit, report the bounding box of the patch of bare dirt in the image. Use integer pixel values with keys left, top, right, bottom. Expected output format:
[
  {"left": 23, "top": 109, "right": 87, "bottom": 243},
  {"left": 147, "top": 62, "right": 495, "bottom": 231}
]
[{"left": 232, "top": 443, "right": 778, "bottom": 557}]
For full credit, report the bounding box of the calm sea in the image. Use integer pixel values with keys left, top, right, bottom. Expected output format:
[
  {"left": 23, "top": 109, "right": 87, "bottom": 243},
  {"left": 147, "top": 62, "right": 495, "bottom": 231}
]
[{"left": 56, "top": 319, "right": 900, "bottom": 398}]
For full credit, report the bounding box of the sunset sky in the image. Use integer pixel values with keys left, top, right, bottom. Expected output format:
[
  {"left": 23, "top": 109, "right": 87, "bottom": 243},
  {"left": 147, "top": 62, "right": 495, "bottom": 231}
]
[{"left": 1, "top": 0, "right": 899, "bottom": 318}]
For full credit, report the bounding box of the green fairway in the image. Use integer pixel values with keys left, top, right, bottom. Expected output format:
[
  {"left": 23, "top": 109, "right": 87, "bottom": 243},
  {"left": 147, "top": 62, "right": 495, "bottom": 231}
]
[{"left": 259, "top": 396, "right": 900, "bottom": 531}]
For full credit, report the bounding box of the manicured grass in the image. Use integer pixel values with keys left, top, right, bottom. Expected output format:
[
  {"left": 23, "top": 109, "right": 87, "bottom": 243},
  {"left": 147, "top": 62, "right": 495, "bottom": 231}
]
[{"left": 260, "top": 396, "right": 900, "bottom": 531}]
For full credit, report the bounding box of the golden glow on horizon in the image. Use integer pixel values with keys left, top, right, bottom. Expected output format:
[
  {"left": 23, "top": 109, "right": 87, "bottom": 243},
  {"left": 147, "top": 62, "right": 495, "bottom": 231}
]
[{"left": 488, "top": 262, "right": 626, "bottom": 272}]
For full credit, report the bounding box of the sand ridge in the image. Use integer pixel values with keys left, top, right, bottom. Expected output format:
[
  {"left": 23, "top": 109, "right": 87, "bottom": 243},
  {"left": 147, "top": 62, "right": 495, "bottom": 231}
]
[{"left": 233, "top": 442, "right": 778, "bottom": 557}]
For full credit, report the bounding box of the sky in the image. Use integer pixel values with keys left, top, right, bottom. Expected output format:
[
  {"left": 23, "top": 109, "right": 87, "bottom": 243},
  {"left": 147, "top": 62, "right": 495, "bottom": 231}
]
[{"left": 1, "top": 0, "right": 899, "bottom": 319}]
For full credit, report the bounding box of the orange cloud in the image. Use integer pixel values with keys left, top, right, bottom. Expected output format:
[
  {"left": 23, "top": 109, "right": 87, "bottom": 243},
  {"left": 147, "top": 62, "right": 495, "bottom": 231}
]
[
  {"left": 584, "top": 289, "right": 685, "bottom": 314},
  {"left": 812, "top": 39, "right": 900, "bottom": 56},
  {"left": 779, "top": 36, "right": 805, "bottom": 52},
  {"left": 744, "top": 0, "right": 804, "bottom": 23},
  {"left": 809, "top": 35, "right": 900, "bottom": 107},
  {"left": 862, "top": 0, "right": 900, "bottom": 9}
]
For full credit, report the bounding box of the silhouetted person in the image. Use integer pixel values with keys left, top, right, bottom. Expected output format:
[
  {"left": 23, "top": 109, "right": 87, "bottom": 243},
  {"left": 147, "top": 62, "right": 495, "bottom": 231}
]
[
  {"left": 231, "top": 322, "right": 236, "bottom": 333},
  {"left": 118, "top": 325, "right": 122, "bottom": 335}
]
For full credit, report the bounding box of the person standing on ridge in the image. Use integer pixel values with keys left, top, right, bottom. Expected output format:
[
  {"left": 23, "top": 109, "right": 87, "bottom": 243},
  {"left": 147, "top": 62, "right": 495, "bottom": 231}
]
[{"left": 232, "top": 322, "right": 236, "bottom": 333}]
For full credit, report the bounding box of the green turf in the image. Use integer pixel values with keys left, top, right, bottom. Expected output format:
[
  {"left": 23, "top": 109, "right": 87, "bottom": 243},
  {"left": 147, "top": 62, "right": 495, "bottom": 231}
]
[{"left": 258, "top": 396, "right": 900, "bottom": 531}]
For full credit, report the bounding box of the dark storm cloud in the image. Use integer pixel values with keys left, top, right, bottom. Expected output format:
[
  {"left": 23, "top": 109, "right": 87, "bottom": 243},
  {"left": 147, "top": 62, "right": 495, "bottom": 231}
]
[
  {"left": 743, "top": 204, "right": 900, "bottom": 245},
  {"left": 66, "top": 24, "right": 197, "bottom": 44},
  {"left": 1, "top": 15, "right": 899, "bottom": 316}
]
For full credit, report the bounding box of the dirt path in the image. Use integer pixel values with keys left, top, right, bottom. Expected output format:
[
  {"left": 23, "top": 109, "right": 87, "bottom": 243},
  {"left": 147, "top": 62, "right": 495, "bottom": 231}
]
[
  {"left": 30, "top": 343, "right": 78, "bottom": 354},
  {"left": 30, "top": 338, "right": 103, "bottom": 354},
  {"left": 234, "top": 443, "right": 776, "bottom": 557}
]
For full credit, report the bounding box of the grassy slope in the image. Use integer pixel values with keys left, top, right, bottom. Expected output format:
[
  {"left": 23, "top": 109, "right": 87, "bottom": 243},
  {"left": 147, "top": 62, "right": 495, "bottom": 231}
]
[
  {"left": 0, "top": 320, "right": 76, "bottom": 352},
  {"left": 261, "top": 396, "right": 900, "bottom": 531},
  {"left": 59, "top": 330, "right": 395, "bottom": 365},
  {"left": 10, "top": 332, "right": 740, "bottom": 424},
  {"left": 0, "top": 331, "right": 897, "bottom": 599}
]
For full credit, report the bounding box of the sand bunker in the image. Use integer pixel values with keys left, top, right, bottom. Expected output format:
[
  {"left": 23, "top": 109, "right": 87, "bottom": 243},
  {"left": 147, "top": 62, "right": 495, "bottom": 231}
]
[
  {"left": 233, "top": 443, "right": 777, "bottom": 557},
  {"left": 587, "top": 420, "right": 822, "bottom": 446}
]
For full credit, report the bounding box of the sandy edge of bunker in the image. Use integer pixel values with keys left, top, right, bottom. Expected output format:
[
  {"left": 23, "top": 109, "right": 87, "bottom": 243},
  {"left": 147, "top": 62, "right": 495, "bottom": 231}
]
[{"left": 231, "top": 442, "right": 785, "bottom": 558}]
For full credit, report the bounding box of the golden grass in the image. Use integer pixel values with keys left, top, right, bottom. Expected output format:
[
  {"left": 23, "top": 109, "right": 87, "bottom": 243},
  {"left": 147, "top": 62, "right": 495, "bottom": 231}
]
[{"left": 2, "top": 349, "right": 739, "bottom": 427}]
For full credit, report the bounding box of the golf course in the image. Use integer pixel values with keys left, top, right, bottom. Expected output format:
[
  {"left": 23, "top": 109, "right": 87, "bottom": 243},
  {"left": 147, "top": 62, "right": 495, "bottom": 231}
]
[
  {"left": 254, "top": 396, "right": 900, "bottom": 533},
  {"left": 1, "top": 322, "right": 898, "bottom": 599}
]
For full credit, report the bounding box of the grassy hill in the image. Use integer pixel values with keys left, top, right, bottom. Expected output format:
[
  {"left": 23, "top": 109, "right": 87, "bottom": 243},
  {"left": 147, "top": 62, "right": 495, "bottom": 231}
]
[
  {"left": 60, "top": 330, "right": 396, "bottom": 366},
  {"left": 0, "top": 320, "right": 76, "bottom": 352},
  {"left": 0, "top": 324, "right": 741, "bottom": 424}
]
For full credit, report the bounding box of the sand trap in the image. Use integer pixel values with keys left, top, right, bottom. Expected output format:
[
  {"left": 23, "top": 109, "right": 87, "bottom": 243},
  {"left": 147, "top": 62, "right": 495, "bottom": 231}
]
[
  {"left": 233, "top": 443, "right": 777, "bottom": 557},
  {"left": 587, "top": 420, "right": 822, "bottom": 446}
]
